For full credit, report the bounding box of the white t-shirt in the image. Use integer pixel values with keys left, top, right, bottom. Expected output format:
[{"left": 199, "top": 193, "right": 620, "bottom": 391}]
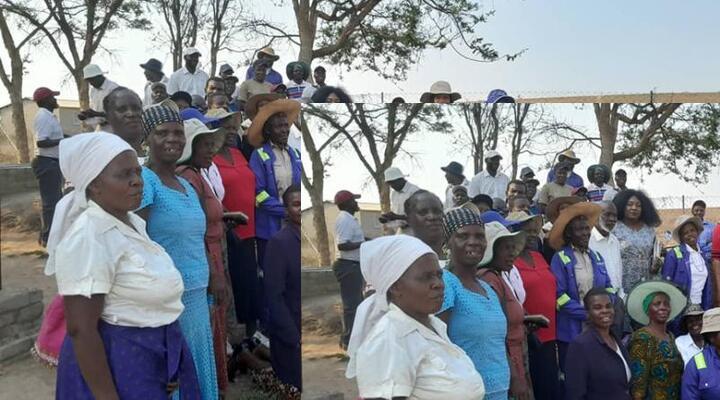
[
  {"left": 675, "top": 333, "right": 704, "bottom": 366},
  {"left": 301, "top": 85, "right": 318, "bottom": 102},
  {"left": 686, "top": 244, "right": 708, "bottom": 304},
  {"left": 167, "top": 67, "right": 210, "bottom": 97},
  {"left": 468, "top": 169, "right": 510, "bottom": 200},
  {"left": 53, "top": 201, "right": 184, "bottom": 327},
  {"left": 87, "top": 78, "right": 120, "bottom": 130},
  {"left": 590, "top": 227, "right": 625, "bottom": 299},
  {"left": 355, "top": 304, "right": 485, "bottom": 400},
  {"left": 34, "top": 108, "right": 64, "bottom": 158},
  {"left": 388, "top": 181, "right": 421, "bottom": 231},
  {"left": 334, "top": 210, "right": 364, "bottom": 262}
]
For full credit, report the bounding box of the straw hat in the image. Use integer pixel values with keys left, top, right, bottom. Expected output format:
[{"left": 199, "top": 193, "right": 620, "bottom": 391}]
[
  {"left": 245, "top": 99, "right": 301, "bottom": 148},
  {"left": 479, "top": 221, "right": 526, "bottom": 267},
  {"left": 548, "top": 202, "right": 602, "bottom": 250},
  {"left": 257, "top": 47, "right": 280, "bottom": 61},
  {"left": 546, "top": 196, "right": 583, "bottom": 223},
  {"left": 700, "top": 307, "right": 720, "bottom": 334},
  {"left": 205, "top": 108, "right": 239, "bottom": 122},
  {"left": 506, "top": 211, "right": 543, "bottom": 229},
  {"left": 558, "top": 149, "right": 580, "bottom": 164},
  {"left": 671, "top": 215, "right": 704, "bottom": 244},
  {"left": 245, "top": 93, "right": 286, "bottom": 120},
  {"left": 420, "top": 81, "right": 461, "bottom": 103},
  {"left": 626, "top": 280, "right": 687, "bottom": 326},
  {"left": 177, "top": 118, "right": 225, "bottom": 164}
]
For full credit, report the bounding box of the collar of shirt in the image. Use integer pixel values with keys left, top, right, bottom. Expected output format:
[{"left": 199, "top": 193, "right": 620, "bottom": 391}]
[
  {"left": 181, "top": 66, "right": 204, "bottom": 76},
  {"left": 270, "top": 141, "right": 289, "bottom": 152},
  {"left": 685, "top": 243, "right": 701, "bottom": 255},
  {"left": 387, "top": 303, "right": 451, "bottom": 345},
  {"left": 398, "top": 181, "right": 414, "bottom": 193},
  {"left": 591, "top": 226, "right": 611, "bottom": 242},
  {"left": 86, "top": 200, "right": 150, "bottom": 243}
]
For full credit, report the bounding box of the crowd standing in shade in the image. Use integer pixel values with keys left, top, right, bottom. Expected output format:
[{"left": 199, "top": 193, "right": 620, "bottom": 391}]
[{"left": 339, "top": 148, "right": 718, "bottom": 400}]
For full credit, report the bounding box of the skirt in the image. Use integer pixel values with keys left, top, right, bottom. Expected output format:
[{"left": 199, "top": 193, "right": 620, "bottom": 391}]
[
  {"left": 32, "top": 294, "right": 65, "bottom": 367},
  {"left": 56, "top": 320, "right": 200, "bottom": 399}
]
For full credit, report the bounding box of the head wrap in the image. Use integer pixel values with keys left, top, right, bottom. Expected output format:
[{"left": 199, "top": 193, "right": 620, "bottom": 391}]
[
  {"left": 141, "top": 100, "right": 182, "bottom": 139},
  {"left": 45, "top": 133, "right": 135, "bottom": 275},
  {"left": 345, "top": 235, "right": 435, "bottom": 378},
  {"left": 643, "top": 292, "right": 661, "bottom": 315},
  {"left": 443, "top": 207, "right": 484, "bottom": 239}
]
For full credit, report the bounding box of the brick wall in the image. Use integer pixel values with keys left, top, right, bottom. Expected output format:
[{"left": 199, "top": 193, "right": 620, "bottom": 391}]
[
  {"left": 0, "top": 288, "right": 44, "bottom": 362},
  {"left": 0, "top": 165, "right": 38, "bottom": 195}
]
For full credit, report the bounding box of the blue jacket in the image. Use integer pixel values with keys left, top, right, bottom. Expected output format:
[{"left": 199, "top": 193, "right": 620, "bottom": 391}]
[
  {"left": 546, "top": 169, "right": 584, "bottom": 189},
  {"left": 550, "top": 245, "right": 613, "bottom": 343},
  {"left": 662, "top": 245, "right": 713, "bottom": 310},
  {"left": 249, "top": 143, "right": 302, "bottom": 239},
  {"left": 699, "top": 221, "right": 716, "bottom": 264},
  {"left": 681, "top": 346, "right": 720, "bottom": 400},
  {"left": 565, "top": 328, "right": 631, "bottom": 400}
]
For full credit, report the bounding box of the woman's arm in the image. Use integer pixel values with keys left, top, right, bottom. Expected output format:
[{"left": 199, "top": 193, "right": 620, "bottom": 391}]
[{"left": 64, "top": 295, "right": 119, "bottom": 400}]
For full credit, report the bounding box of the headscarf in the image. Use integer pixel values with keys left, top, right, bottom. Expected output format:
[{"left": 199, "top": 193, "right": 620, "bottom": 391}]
[
  {"left": 443, "top": 207, "right": 484, "bottom": 239},
  {"left": 45, "top": 133, "right": 135, "bottom": 275},
  {"left": 643, "top": 292, "right": 661, "bottom": 314},
  {"left": 345, "top": 235, "right": 435, "bottom": 378},
  {"left": 141, "top": 100, "right": 182, "bottom": 139}
]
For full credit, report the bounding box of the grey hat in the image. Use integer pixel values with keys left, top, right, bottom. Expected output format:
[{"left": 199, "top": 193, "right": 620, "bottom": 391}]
[{"left": 520, "top": 166, "right": 535, "bottom": 179}]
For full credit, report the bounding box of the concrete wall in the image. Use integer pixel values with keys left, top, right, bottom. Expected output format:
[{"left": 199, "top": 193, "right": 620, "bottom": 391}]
[
  {"left": 0, "top": 165, "right": 38, "bottom": 195},
  {"left": 0, "top": 288, "right": 44, "bottom": 362},
  {"left": 301, "top": 268, "right": 339, "bottom": 299}
]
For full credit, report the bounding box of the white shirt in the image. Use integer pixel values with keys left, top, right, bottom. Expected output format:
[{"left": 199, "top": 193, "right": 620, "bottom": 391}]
[
  {"left": 388, "top": 181, "right": 421, "bottom": 231},
  {"left": 355, "top": 304, "right": 485, "bottom": 400},
  {"left": 301, "top": 85, "right": 318, "bottom": 102},
  {"left": 614, "top": 345, "right": 631, "bottom": 382},
  {"left": 335, "top": 210, "right": 365, "bottom": 261},
  {"left": 468, "top": 169, "right": 510, "bottom": 200},
  {"left": 444, "top": 179, "right": 470, "bottom": 210},
  {"left": 288, "top": 124, "right": 301, "bottom": 152},
  {"left": 589, "top": 227, "right": 625, "bottom": 299},
  {"left": 87, "top": 78, "right": 119, "bottom": 129},
  {"left": 503, "top": 266, "right": 526, "bottom": 304},
  {"left": 686, "top": 244, "right": 708, "bottom": 304},
  {"left": 167, "top": 67, "right": 210, "bottom": 97},
  {"left": 34, "top": 108, "right": 64, "bottom": 158},
  {"left": 201, "top": 162, "right": 225, "bottom": 201},
  {"left": 675, "top": 333, "right": 704, "bottom": 366},
  {"left": 53, "top": 201, "right": 184, "bottom": 327},
  {"left": 143, "top": 75, "right": 170, "bottom": 106}
]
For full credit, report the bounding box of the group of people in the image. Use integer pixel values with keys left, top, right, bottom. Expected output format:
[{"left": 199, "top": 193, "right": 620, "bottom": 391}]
[
  {"left": 333, "top": 148, "right": 720, "bottom": 399},
  {"left": 29, "top": 50, "right": 307, "bottom": 399}
]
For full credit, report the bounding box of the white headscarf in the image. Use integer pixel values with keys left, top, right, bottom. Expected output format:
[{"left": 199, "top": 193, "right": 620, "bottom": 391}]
[
  {"left": 345, "top": 234, "right": 436, "bottom": 378},
  {"left": 45, "top": 132, "right": 135, "bottom": 275}
]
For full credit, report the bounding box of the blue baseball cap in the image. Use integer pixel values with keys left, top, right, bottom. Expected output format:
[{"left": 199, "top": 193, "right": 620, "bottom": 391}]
[{"left": 486, "top": 89, "right": 515, "bottom": 104}]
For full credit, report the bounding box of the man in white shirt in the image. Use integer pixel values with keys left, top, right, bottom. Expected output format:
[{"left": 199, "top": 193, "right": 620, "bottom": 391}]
[
  {"left": 78, "top": 64, "right": 119, "bottom": 130},
  {"left": 379, "top": 167, "right": 421, "bottom": 233},
  {"left": 140, "top": 58, "right": 169, "bottom": 107},
  {"left": 589, "top": 201, "right": 624, "bottom": 299},
  {"left": 166, "top": 47, "right": 210, "bottom": 97},
  {"left": 468, "top": 150, "right": 510, "bottom": 200},
  {"left": 31, "top": 87, "right": 65, "bottom": 246},
  {"left": 332, "top": 190, "right": 367, "bottom": 350},
  {"left": 441, "top": 161, "right": 469, "bottom": 210}
]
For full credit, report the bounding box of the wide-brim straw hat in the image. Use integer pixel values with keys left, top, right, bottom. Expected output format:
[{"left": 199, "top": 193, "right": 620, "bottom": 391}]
[
  {"left": 626, "top": 279, "right": 687, "bottom": 326},
  {"left": 257, "top": 47, "right": 280, "bottom": 61},
  {"left": 548, "top": 202, "right": 602, "bottom": 250},
  {"left": 546, "top": 196, "right": 583, "bottom": 223},
  {"left": 559, "top": 149, "right": 580, "bottom": 164},
  {"left": 420, "top": 81, "right": 461, "bottom": 103},
  {"left": 479, "top": 221, "right": 526, "bottom": 267},
  {"left": 245, "top": 99, "right": 301, "bottom": 148},
  {"left": 700, "top": 307, "right": 720, "bottom": 334},
  {"left": 245, "top": 93, "right": 286, "bottom": 120},
  {"left": 506, "top": 211, "right": 543, "bottom": 230},
  {"left": 671, "top": 215, "right": 704, "bottom": 244},
  {"left": 178, "top": 118, "right": 226, "bottom": 164}
]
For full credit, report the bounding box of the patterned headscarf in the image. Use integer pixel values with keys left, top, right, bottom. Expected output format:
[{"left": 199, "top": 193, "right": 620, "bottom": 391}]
[
  {"left": 141, "top": 100, "right": 182, "bottom": 139},
  {"left": 442, "top": 207, "right": 484, "bottom": 239}
]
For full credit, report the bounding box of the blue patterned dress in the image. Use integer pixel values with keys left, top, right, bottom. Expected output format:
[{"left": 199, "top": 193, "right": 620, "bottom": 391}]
[
  {"left": 439, "top": 269, "right": 510, "bottom": 400},
  {"left": 139, "top": 167, "right": 218, "bottom": 400}
]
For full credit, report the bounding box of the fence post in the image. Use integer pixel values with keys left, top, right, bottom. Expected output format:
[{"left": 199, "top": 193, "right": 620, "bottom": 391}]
[{"left": 682, "top": 195, "right": 685, "bottom": 212}]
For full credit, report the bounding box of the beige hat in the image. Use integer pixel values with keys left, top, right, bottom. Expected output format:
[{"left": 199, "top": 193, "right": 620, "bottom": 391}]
[
  {"left": 420, "top": 81, "right": 461, "bottom": 103},
  {"left": 558, "top": 149, "right": 580, "bottom": 164},
  {"left": 82, "top": 64, "right": 105, "bottom": 79},
  {"left": 700, "top": 307, "right": 720, "bottom": 334},
  {"left": 672, "top": 215, "right": 704, "bottom": 244},
  {"left": 257, "top": 47, "right": 280, "bottom": 61},
  {"left": 177, "top": 118, "right": 225, "bottom": 164},
  {"left": 548, "top": 202, "right": 602, "bottom": 250},
  {"left": 384, "top": 167, "right": 407, "bottom": 182},
  {"left": 506, "top": 211, "right": 543, "bottom": 229},
  {"left": 205, "top": 108, "right": 239, "bottom": 121},
  {"left": 479, "top": 221, "right": 526, "bottom": 267}
]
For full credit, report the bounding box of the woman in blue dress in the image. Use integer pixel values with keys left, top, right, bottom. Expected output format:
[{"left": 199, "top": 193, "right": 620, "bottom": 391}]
[
  {"left": 437, "top": 207, "right": 510, "bottom": 400},
  {"left": 136, "top": 101, "right": 218, "bottom": 400}
]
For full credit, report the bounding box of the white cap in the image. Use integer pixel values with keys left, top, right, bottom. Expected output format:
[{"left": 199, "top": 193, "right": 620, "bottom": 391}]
[
  {"left": 82, "top": 64, "right": 105, "bottom": 79},
  {"left": 484, "top": 150, "right": 502, "bottom": 160},
  {"left": 183, "top": 47, "right": 201, "bottom": 57},
  {"left": 384, "top": 167, "right": 407, "bottom": 182}
]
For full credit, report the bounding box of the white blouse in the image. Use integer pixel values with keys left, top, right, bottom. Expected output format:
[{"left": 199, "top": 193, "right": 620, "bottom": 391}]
[
  {"left": 53, "top": 201, "right": 184, "bottom": 327},
  {"left": 355, "top": 304, "right": 485, "bottom": 400}
]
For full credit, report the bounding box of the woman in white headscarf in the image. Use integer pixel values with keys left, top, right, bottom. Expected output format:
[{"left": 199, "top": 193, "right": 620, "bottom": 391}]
[
  {"left": 346, "top": 235, "right": 485, "bottom": 399},
  {"left": 46, "top": 133, "right": 199, "bottom": 399}
]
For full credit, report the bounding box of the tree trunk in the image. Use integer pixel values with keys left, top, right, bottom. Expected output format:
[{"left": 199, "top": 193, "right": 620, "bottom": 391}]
[
  {"left": 295, "top": 1, "right": 317, "bottom": 66},
  {"left": 9, "top": 88, "right": 30, "bottom": 163},
  {"left": 75, "top": 70, "right": 90, "bottom": 110},
  {"left": 594, "top": 103, "right": 619, "bottom": 171},
  {"left": 300, "top": 117, "right": 332, "bottom": 266}
]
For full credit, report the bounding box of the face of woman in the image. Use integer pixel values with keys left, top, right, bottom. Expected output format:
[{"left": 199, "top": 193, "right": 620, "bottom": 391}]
[
  {"left": 520, "top": 219, "right": 540, "bottom": 250},
  {"left": 680, "top": 223, "right": 699, "bottom": 248},
  {"left": 286, "top": 191, "right": 301, "bottom": 225},
  {"left": 493, "top": 237, "right": 519, "bottom": 271},
  {"left": 107, "top": 92, "right": 143, "bottom": 143},
  {"left": 625, "top": 196, "right": 642, "bottom": 222},
  {"left": 433, "top": 94, "right": 451, "bottom": 104},
  {"left": 647, "top": 293, "right": 671, "bottom": 324},
  {"left": 222, "top": 118, "right": 239, "bottom": 148},
  {"left": 568, "top": 215, "right": 591, "bottom": 250},
  {"left": 587, "top": 294, "right": 614, "bottom": 330},
  {"left": 390, "top": 254, "right": 445, "bottom": 316},
  {"left": 148, "top": 121, "right": 185, "bottom": 164},
  {"left": 685, "top": 315, "right": 703, "bottom": 336},
  {"left": 190, "top": 134, "right": 217, "bottom": 169},
  {"left": 406, "top": 193, "right": 444, "bottom": 244},
  {"left": 448, "top": 224, "right": 486, "bottom": 267},
  {"left": 326, "top": 92, "right": 341, "bottom": 103},
  {"left": 88, "top": 150, "right": 143, "bottom": 214}
]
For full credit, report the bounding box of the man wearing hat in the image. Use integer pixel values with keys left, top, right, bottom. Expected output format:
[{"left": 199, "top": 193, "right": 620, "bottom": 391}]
[
  {"left": 245, "top": 47, "right": 283, "bottom": 85},
  {"left": 77, "top": 63, "right": 119, "bottom": 130},
  {"left": 285, "top": 61, "right": 311, "bottom": 102},
  {"left": 140, "top": 58, "right": 168, "bottom": 107},
  {"left": 546, "top": 149, "right": 585, "bottom": 189},
  {"left": 468, "top": 150, "right": 510, "bottom": 201},
  {"left": 31, "top": 87, "right": 65, "bottom": 246},
  {"left": 332, "top": 190, "right": 366, "bottom": 350},
  {"left": 419, "top": 81, "right": 461, "bottom": 103},
  {"left": 587, "top": 164, "right": 617, "bottom": 202},
  {"left": 538, "top": 161, "right": 575, "bottom": 214},
  {"left": 238, "top": 59, "right": 273, "bottom": 108},
  {"left": 380, "top": 166, "right": 420, "bottom": 233},
  {"left": 441, "top": 161, "right": 469, "bottom": 210},
  {"left": 167, "top": 47, "right": 210, "bottom": 97},
  {"left": 486, "top": 89, "right": 515, "bottom": 104},
  {"left": 681, "top": 307, "right": 720, "bottom": 399},
  {"left": 219, "top": 64, "right": 241, "bottom": 111}
]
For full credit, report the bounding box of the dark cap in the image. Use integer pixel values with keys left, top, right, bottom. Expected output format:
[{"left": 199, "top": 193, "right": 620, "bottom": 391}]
[
  {"left": 334, "top": 190, "right": 361, "bottom": 205},
  {"left": 140, "top": 58, "right": 163, "bottom": 73},
  {"left": 33, "top": 87, "right": 60, "bottom": 102},
  {"left": 441, "top": 161, "right": 465, "bottom": 178}
]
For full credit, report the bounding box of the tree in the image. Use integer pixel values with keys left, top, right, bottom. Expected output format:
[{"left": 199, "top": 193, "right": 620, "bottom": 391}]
[
  {"left": 202, "top": 0, "right": 256, "bottom": 76},
  {"left": 0, "top": 9, "right": 50, "bottom": 163},
  {"left": 4, "top": 0, "right": 150, "bottom": 110},
  {"left": 453, "top": 103, "right": 506, "bottom": 174},
  {"left": 251, "top": 0, "right": 522, "bottom": 81},
  {"left": 152, "top": 0, "right": 199, "bottom": 71}
]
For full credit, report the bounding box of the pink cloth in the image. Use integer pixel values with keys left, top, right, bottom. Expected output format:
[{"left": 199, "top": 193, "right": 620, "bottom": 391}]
[{"left": 32, "top": 295, "right": 65, "bottom": 366}]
